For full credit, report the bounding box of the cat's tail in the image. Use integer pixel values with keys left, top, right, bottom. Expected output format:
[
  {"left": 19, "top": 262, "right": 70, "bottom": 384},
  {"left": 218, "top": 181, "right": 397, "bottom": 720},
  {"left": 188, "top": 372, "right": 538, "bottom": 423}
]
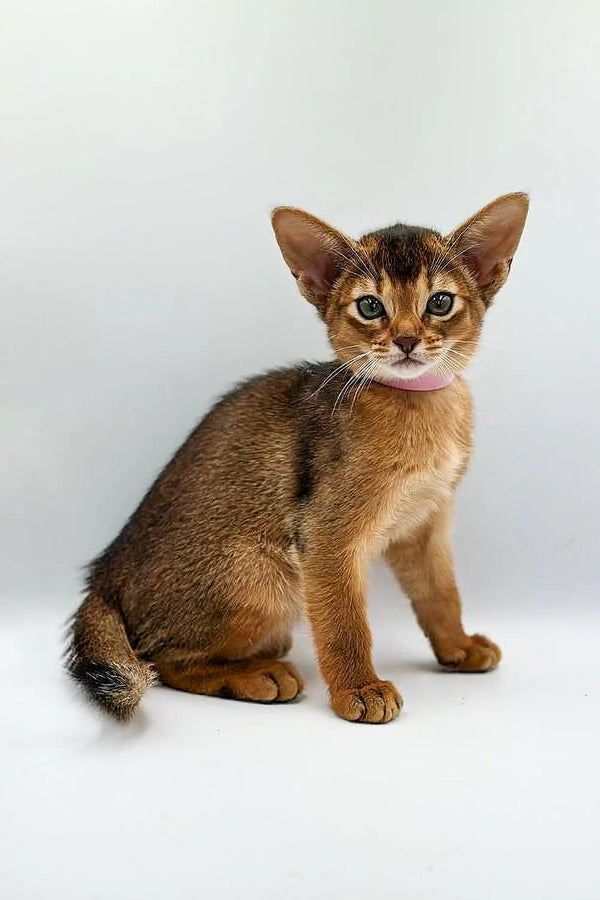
[{"left": 65, "top": 590, "right": 155, "bottom": 720}]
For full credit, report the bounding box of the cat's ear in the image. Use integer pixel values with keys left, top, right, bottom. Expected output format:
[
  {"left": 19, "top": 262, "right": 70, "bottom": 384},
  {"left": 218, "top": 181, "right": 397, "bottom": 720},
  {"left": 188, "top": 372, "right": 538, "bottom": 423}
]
[
  {"left": 271, "top": 207, "right": 353, "bottom": 312},
  {"left": 446, "top": 193, "right": 529, "bottom": 305}
]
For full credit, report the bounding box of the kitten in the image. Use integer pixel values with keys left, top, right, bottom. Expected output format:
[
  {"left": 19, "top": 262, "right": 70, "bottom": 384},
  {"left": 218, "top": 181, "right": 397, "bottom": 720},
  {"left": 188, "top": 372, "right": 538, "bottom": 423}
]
[{"left": 66, "top": 193, "right": 528, "bottom": 724}]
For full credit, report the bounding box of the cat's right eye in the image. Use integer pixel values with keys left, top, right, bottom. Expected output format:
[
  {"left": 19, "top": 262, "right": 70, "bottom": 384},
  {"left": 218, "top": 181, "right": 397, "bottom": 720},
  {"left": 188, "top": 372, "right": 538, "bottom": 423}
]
[{"left": 356, "top": 295, "right": 385, "bottom": 320}]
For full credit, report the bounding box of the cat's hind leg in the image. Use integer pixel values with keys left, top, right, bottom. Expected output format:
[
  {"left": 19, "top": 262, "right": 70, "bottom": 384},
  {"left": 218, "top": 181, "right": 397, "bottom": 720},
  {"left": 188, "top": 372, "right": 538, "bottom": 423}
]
[
  {"left": 152, "top": 538, "right": 303, "bottom": 702},
  {"left": 254, "top": 631, "right": 293, "bottom": 659},
  {"left": 154, "top": 653, "right": 303, "bottom": 702}
]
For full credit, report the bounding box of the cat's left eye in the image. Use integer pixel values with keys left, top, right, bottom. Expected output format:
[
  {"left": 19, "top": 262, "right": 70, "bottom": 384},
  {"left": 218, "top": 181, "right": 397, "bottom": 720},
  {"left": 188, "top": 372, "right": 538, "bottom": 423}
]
[
  {"left": 426, "top": 292, "right": 454, "bottom": 316},
  {"left": 356, "top": 295, "right": 385, "bottom": 320}
]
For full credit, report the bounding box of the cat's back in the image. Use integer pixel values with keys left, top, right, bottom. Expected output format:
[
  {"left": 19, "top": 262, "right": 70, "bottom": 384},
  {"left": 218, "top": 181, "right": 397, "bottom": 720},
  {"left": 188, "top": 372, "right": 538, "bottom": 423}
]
[
  {"left": 92, "top": 361, "right": 341, "bottom": 568},
  {"left": 167, "top": 360, "right": 341, "bottom": 491}
]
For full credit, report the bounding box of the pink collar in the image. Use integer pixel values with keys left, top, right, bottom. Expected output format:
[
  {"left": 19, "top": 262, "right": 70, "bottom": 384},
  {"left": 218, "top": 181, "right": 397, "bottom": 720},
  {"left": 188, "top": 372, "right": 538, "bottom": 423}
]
[{"left": 374, "top": 370, "right": 455, "bottom": 392}]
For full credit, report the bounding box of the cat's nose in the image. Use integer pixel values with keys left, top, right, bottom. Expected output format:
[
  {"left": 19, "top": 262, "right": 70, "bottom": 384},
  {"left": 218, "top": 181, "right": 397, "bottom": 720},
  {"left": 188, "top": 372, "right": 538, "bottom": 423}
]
[{"left": 394, "top": 335, "right": 419, "bottom": 355}]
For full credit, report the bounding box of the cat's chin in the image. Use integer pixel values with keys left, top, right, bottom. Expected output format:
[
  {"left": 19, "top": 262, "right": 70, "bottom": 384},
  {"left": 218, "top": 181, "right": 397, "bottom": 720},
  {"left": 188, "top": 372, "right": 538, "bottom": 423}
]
[{"left": 385, "top": 358, "right": 434, "bottom": 380}]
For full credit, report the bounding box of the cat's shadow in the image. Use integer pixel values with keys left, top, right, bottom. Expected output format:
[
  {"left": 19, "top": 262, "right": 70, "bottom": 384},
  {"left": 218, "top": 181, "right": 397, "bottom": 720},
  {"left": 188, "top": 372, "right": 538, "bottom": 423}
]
[
  {"left": 380, "top": 656, "right": 450, "bottom": 677},
  {"left": 94, "top": 706, "right": 152, "bottom": 745}
]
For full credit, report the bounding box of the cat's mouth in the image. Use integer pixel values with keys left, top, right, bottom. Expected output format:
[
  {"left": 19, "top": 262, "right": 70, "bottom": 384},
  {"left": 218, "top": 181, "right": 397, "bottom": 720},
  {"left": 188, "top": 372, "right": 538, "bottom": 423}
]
[
  {"left": 379, "top": 353, "right": 438, "bottom": 381},
  {"left": 391, "top": 357, "right": 428, "bottom": 371}
]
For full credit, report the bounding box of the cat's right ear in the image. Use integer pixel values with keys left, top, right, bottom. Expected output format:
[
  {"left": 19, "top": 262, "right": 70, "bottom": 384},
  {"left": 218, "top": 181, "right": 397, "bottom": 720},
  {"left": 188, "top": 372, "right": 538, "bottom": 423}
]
[{"left": 271, "top": 208, "right": 352, "bottom": 313}]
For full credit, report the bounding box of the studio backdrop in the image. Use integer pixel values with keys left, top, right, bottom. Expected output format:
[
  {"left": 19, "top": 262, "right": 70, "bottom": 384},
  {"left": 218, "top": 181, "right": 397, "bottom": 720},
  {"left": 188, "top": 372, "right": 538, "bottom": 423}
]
[{"left": 1, "top": 0, "right": 598, "bottom": 615}]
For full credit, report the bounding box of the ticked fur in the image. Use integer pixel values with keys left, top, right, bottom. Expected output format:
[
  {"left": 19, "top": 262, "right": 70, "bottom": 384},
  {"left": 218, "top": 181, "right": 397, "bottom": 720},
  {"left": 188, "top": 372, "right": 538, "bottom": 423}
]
[{"left": 66, "top": 193, "right": 528, "bottom": 723}]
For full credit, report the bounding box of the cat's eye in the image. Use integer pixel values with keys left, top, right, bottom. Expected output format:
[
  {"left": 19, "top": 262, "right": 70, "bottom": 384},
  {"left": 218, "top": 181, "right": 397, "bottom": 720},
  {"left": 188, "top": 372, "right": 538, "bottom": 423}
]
[
  {"left": 356, "top": 295, "right": 385, "bottom": 320},
  {"left": 426, "top": 292, "right": 454, "bottom": 316}
]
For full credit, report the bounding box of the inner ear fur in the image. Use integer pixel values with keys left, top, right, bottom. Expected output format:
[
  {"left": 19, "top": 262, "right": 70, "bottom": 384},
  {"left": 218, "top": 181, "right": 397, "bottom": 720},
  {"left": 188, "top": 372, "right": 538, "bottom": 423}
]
[
  {"left": 271, "top": 207, "right": 358, "bottom": 312},
  {"left": 445, "top": 192, "right": 529, "bottom": 305}
]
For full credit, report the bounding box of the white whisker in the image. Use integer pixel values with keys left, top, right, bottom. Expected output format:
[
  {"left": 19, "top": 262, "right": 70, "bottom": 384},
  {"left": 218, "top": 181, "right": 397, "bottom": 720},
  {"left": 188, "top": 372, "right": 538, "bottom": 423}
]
[
  {"left": 306, "top": 352, "right": 371, "bottom": 400},
  {"left": 331, "top": 353, "right": 376, "bottom": 417},
  {"left": 430, "top": 221, "right": 474, "bottom": 278},
  {"left": 350, "top": 357, "right": 379, "bottom": 413}
]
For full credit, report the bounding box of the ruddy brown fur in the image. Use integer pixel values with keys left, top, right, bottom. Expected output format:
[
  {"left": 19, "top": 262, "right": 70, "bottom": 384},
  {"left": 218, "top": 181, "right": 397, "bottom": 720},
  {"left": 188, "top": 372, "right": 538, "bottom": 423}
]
[{"left": 66, "top": 193, "right": 528, "bottom": 723}]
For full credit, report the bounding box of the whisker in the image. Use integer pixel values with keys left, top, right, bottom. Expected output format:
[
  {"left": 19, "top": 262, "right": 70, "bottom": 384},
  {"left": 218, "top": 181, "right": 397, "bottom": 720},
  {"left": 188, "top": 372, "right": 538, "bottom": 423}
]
[
  {"left": 350, "top": 357, "right": 379, "bottom": 413},
  {"left": 434, "top": 356, "right": 457, "bottom": 380},
  {"left": 331, "top": 354, "right": 375, "bottom": 417},
  {"left": 306, "top": 352, "right": 371, "bottom": 400},
  {"left": 430, "top": 221, "right": 475, "bottom": 277},
  {"left": 443, "top": 347, "right": 473, "bottom": 362},
  {"left": 439, "top": 356, "right": 462, "bottom": 377},
  {"left": 341, "top": 237, "right": 378, "bottom": 282},
  {"left": 327, "top": 241, "right": 376, "bottom": 285},
  {"left": 330, "top": 344, "right": 366, "bottom": 353},
  {"left": 435, "top": 242, "right": 481, "bottom": 277},
  {"left": 332, "top": 359, "right": 372, "bottom": 413}
]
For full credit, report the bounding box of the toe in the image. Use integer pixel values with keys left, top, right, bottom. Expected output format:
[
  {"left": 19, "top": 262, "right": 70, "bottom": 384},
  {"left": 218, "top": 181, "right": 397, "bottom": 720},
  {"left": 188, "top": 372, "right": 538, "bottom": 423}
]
[
  {"left": 331, "top": 680, "right": 402, "bottom": 724},
  {"left": 331, "top": 690, "right": 365, "bottom": 722},
  {"left": 235, "top": 673, "right": 279, "bottom": 702},
  {"left": 281, "top": 661, "right": 304, "bottom": 696},
  {"left": 458, "top": 643, "right": 497, "bottom": 672},
  {"left": 439, "top": 634, "right": 501, "bottom": 672},
  {"left": 382, "top": 686, "right": 403, "bottom": 722},
  {"left": 472, "top": 634, "right": 502, "bottom": 663},
  {"left": 269, "top": 662, "right": 302, "bottom": 701},
  {"left": 362, "top": 688, "right": 386, "bottom": 723}
]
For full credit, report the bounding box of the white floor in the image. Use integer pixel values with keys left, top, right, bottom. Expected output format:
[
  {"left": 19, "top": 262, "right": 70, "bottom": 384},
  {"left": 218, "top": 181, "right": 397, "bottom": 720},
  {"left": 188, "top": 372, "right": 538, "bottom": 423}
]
[{"left": 2, "top": 591, "right": 599, "bottom": 900}]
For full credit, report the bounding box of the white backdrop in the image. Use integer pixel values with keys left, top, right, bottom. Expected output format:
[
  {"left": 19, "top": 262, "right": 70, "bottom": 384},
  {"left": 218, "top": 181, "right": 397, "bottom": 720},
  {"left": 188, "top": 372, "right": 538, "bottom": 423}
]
[
  {"left": 3, "top": 5, "right": 600, "bottom": 900},
  {"left": 2, "top": 1, "right": 598, "bottom": 609}
]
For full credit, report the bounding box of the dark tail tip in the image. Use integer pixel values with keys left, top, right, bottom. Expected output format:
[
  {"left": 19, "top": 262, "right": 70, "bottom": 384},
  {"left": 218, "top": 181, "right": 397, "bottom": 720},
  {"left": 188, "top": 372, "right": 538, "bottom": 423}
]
[
  {"left": 64, "top": 600, "right": 155, "bottom": 722},
  {"left": 66, "top": 658, "right": 143, "bottom": 721}
]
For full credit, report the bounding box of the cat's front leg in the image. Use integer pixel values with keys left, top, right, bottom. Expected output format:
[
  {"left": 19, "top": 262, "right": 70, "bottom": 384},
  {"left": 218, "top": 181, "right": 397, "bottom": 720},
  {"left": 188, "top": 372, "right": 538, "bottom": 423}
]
[
  {"left": 385, "top": 503, "right": 501, "bottom": 672},
  {"left": 303, "top": 547, "right": 402, "bottom": 723}
]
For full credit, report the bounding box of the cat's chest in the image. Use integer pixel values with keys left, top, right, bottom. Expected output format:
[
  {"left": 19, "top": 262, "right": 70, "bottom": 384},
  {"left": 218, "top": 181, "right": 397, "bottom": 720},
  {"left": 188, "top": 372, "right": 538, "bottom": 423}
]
[
  {"left": 374, "top": 439, "right": 467, "bottom": 549},
  {"left": 349, "top": 382, "right": 472, "bottom": 554}
]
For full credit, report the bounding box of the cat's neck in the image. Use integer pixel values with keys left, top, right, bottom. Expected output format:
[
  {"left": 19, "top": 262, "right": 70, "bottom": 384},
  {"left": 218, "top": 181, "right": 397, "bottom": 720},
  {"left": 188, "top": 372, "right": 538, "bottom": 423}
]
[{"left": 373, "top": 370, "right": 455, "bottom": 392}]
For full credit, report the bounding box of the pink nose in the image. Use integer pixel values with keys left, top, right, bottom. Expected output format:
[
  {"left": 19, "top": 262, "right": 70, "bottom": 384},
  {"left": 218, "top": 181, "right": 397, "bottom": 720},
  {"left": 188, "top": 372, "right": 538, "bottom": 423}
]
[{"left": 394, "top": 335, "right": 419, "bottom": 355}]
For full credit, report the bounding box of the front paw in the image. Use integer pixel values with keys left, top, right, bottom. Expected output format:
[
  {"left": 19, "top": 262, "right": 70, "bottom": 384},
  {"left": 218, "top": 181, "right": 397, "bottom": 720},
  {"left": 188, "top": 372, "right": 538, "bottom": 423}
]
[
  {"left": 330, "top": 680, "right": 402, "bottom": 724},
  {"left": 438, "top": 634, "right": 501, "bottom": 672}
]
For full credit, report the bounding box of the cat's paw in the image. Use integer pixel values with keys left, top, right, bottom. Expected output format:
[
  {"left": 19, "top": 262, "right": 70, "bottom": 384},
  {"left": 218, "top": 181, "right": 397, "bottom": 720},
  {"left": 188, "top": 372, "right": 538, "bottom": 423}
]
[
  {"left": 219, "top": 659, "right": 304, "bottom": 702},
  {"left": 330, "top": 680, "right": 402, "bottom": 724},
  {"left": 438, "top": 634, "right": 501, "bottom": 672}
]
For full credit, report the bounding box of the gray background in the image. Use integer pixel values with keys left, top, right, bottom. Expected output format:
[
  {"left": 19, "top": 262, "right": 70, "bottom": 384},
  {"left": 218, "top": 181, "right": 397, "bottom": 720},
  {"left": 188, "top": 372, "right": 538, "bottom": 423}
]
[
  {"left": 2, "top": 0, "right": 598, "bottom": 608},
  {"left": 3, "top": 5, "right": 600, "bottom": 900}
]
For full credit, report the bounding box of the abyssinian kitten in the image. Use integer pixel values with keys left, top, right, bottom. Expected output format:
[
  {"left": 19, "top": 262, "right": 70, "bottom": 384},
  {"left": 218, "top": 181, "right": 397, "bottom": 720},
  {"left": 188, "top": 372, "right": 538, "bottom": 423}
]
[{"left": 66, "top": 193, "right": 529, "bottom": 724}]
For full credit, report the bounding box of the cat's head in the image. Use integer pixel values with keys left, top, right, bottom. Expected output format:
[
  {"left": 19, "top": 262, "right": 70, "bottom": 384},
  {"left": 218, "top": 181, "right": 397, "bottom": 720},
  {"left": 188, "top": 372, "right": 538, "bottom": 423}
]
[{"left": 272, "top": 194, "right": 528, "bottom": 385}]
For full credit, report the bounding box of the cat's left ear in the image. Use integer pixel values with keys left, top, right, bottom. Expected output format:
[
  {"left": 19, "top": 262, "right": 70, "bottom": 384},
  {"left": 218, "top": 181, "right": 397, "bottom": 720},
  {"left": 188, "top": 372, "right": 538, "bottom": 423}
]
[{"left": 446, "top": 193, "right": 529, "bottom": 305}]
